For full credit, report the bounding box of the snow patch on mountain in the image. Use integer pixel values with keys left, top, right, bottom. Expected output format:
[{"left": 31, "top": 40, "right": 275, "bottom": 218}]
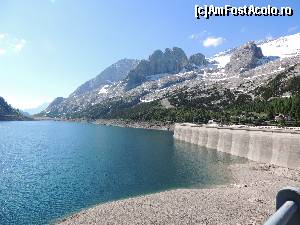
[
  {"left": 98, "top": 85, "right": 110, "bottom": 94},
  {"left": 210, "top": 54, "right": 231, "bottom": 68},
  {"left": 209, "top": 33, "right": 300, "bottom": 69},
  {"left": 258, "top": 33, "right": 300, "bottom": 58},
  {"left": 140, "top": 97, "right": 155, "bottom": 103}
]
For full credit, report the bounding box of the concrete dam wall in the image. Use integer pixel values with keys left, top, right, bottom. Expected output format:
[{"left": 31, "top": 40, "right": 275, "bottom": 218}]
[{"left": 174, "top": 123, "right": 300, "bottom": 169}]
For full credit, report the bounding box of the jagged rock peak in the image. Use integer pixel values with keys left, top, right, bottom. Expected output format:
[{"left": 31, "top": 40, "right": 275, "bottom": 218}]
[
  {"left": 148, "top": 47, "right": 189, "bottom": 74},
  {"left": 126, "top": 47, "right": 191, "bottom": 90},
  {"left": 189, "top": 53, "right": 208, "bottom": 66},
  {"left": 225, "top": 42, "right": 263, "bottom": 74}
]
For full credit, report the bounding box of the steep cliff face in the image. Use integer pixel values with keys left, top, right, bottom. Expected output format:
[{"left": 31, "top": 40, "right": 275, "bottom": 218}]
[
  {"left": 189, "top": 53, "right": 208, "bottom": 66},
  {"left": 225, "top": 42, "right": 263, "bottom": 74},
  {"left": 126, "top": 47, "right": 190, "bottom": 90},
  {"left": 125, "top": 47, "right": 210, "bottom": 90},
  {"left": 174, "top": 124, "right": 300, "bottom": 169}
]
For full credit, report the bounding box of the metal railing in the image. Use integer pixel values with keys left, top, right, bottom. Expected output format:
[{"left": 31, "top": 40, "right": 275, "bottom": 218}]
[{"left": 264, "top": 187, "right": 300, "bottom": 225}]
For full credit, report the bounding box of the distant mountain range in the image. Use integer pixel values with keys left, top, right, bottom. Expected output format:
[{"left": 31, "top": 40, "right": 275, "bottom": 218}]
[
  {"left": 39, "top": 33, "right": 300, "bottom": 124},
  {"left": 23, "top": 102, "right": 49, "bottom": 115}
]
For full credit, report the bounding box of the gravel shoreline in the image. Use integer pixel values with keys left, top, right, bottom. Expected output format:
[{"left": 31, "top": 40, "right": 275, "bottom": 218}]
[
  {"left": 93, "top": 119, "right": 174, "bottom": 131},
  {"left": 34, "top": 117, "right": 174, "bottom": 131},
  {"left": 55, "top": 162, "right": 300, "bottom": 225}
]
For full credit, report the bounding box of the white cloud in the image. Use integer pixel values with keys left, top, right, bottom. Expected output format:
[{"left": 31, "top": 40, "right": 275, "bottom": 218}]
[
  {"left": 288, "top": 26, "right": 298, "bottom": 33},
  {"left": 0, "top": 34, "right": 26, "bottom": 55},
  {"left": 189, "top": 32, "right": 225, "bottom": 48},
  {"left": 188, "top": 34, "right": 197, "bottom": 40},
  {"left": 202, "top": 36, "right": 225, "bottom": 48},
  {"left": 0, "top": 48, "right": 6, "bottom": 56},
  {"left": 0, "top": 33, "right": 8, "bottom": 40},
  {"left": 188, "top": 30, "right": 210, "bottom": 40},
  {"left": 13, "top": 39, "right": 26, "bottom": 53}
]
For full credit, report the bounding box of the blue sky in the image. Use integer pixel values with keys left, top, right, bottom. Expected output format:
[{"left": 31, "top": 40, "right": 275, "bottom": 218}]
[{"left": 0, "top": 0, "right": 299, "bottom": 109}]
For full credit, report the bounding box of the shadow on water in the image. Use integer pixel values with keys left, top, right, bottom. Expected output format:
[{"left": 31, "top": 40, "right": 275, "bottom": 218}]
[{"left": 0, "top": 121, "right": 247, "bottom": 225}]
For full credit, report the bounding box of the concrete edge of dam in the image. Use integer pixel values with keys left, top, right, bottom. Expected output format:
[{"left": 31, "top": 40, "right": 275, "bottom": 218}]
[{"left": 173, "top": 123, "right": 300, "bottom": 169}]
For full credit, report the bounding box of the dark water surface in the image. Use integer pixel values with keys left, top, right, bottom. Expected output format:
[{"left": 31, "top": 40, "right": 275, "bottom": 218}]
[{"left": 0, "top": 121, "right": 245, "bottom": 225}]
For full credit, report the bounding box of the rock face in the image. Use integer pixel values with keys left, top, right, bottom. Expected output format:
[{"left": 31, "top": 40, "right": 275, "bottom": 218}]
[
  {"left": 126, "top": 47, "right": 189, "bottom": 90},
  {"left": 125, "top": 60, "right": 151, "bottom": 90},
  {"left": 225, "top": 42, "right": 263, "bottom": 74},
  {"left": 189, "top": 53, "right": 208, "bottom": 66},
  {"left": 73, "top": 59, "right": 139, "bottom": 96},
  {"left": 185, "top": 53, "right": 209, "bottom": 71}
]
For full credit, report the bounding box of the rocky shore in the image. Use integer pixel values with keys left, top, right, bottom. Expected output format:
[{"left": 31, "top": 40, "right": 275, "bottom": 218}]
[
  {"left": 93, "top": 119, "right": 174, "bottom": 131},
  {"left": 55, "top": 162, "right": 300, "bottom": 225},
  {"left": 33, "top": 117, "right": 174, "bottom": 131},
  {"left": 0, "top": 115, "right": 34, "bottom": 121}
]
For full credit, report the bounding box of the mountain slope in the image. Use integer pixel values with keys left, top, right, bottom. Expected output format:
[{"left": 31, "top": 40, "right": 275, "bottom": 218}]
[
  {"left": 41, "top": 48, "right": 209, "bottom": 118},
  {"left": 40, "top": 33, "right": 300, "bottom": 123},
  {"left": 40, "top": 59, "right": 139, "bottom": 117},
  {"left": 72, "top": 59, "right": 139, "bottom": 96},
  {"left": 0, "top": 97, "right": 30, "bottom": 121},
  {"left": 40, "top": 97, "right": 65, "bottom": 117},
  {"left": 209, "top": 32, "right": 300, "bottom": 68},
  {"left": 259, "top": 33, "right": 300, "bottom": 59}
]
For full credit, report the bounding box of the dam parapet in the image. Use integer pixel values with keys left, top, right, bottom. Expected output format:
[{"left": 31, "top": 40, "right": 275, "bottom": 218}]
[{"left": 174, "top": 123, "right": 300, "bottom": 169}]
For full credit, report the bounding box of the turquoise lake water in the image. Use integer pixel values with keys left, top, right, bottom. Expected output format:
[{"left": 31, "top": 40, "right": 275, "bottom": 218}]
[{"left": 0, "top": 121, "right": 245, "bottom": 225}]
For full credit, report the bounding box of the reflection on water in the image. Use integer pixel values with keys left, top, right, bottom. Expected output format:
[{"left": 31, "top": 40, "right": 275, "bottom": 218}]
[
  {"left": 173, "top": 140, "right": 247, "bottom": 188},
  {"left": 0, "top": 121, "right": 246, "bottom": 225}
]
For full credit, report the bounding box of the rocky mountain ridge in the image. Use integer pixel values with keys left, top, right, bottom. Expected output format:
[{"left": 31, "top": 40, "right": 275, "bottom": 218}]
[
  {"left": 39, "top": 33, "right": 300, "bottom": 122},
  {"left": 126, "top": 47, "right": 208, "bottom": 90},
  {"left": 225, "top": 42, "right": 263, "bottom": 74}
]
